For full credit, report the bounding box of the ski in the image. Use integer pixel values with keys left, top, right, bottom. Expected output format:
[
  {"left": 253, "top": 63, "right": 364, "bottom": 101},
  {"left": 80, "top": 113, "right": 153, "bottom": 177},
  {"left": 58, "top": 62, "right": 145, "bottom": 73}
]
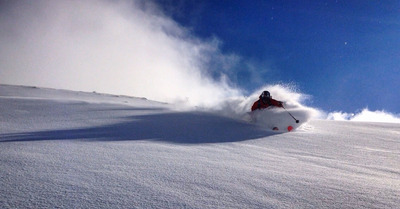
[{"left": 272, "top": 126, "right": 294, "bottom": 132}]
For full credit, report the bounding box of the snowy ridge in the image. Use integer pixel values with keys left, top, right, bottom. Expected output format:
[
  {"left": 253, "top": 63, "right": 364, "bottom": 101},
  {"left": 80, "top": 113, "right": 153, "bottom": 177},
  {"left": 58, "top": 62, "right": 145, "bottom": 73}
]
[{"left": 1, "top": 85, "right": 399, "bottom": 208}]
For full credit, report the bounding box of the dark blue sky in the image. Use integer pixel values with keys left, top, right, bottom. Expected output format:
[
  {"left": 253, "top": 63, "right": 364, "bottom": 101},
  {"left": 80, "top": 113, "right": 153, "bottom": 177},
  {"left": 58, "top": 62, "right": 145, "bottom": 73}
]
[{"left": 155, "top": 0, "right": 400, "bottom": 113}]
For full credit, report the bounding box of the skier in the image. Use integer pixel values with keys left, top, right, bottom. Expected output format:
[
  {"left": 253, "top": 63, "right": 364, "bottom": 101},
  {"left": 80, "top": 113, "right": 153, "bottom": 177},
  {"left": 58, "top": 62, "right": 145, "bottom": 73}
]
[{"left": 251, "top": 91, "right": 283, "bottom": 112}]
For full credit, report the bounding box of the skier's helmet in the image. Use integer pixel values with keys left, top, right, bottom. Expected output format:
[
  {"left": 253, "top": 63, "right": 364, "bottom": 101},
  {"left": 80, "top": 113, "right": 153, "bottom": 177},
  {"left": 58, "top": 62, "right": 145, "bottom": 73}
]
[{"left": 260, "top": 91, "right": 271, "bottom": 99}]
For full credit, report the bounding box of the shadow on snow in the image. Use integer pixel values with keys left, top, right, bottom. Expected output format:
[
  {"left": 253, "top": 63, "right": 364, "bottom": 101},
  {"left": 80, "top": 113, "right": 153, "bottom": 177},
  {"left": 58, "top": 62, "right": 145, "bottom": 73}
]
[{"left": 0, "top": 111, "right": 277, "bottom": 144}]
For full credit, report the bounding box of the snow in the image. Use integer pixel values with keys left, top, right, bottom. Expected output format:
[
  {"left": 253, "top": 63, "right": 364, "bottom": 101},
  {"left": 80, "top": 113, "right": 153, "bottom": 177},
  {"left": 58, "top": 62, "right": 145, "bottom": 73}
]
[
  {"left": 1, "top": 84, "right": 399, "bottom": 208},
  {"left": 327, "top": 109, "right": 400, "bottom": 123}
]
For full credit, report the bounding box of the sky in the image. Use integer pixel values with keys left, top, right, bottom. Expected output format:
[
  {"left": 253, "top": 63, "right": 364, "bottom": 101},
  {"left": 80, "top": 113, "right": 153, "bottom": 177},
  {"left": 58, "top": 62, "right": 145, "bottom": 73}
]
[
  {"left": 0, "top": 0, "right": 399, "bottom": 115},
  {"left": 155, "top": 0, "right": 400, "bottom": 113}
]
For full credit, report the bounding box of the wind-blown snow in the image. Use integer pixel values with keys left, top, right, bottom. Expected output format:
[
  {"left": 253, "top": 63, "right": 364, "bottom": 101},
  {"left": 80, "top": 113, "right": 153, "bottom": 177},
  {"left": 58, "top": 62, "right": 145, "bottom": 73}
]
[
  {"left": 327, "top": 108, "right": 400, "bottom": 123},
  {"left": 0, "top": 0, "right": 241, "bottom": 107},
  {"left": 1, "top": 85, "right": 399, "bottom": 208}
]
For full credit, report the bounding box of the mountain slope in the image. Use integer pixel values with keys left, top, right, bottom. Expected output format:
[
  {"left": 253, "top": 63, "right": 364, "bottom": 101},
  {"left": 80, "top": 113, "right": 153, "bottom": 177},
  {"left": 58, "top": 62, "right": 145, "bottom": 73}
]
[{"left": 1, "top": 85, "right": 399, "bottom": 208}]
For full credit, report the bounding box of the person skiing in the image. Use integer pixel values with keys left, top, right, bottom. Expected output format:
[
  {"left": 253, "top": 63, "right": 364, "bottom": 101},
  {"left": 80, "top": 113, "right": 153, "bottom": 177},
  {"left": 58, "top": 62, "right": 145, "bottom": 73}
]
[{"left": 251, "top": 91, "right": 283, "bottom": 111}]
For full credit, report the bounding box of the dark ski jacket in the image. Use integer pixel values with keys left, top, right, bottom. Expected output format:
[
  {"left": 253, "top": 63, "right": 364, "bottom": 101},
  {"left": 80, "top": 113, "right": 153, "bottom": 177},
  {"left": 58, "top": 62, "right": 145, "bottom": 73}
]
[{"left": 251, "top": 98, "right": 283, "bottom": 111}]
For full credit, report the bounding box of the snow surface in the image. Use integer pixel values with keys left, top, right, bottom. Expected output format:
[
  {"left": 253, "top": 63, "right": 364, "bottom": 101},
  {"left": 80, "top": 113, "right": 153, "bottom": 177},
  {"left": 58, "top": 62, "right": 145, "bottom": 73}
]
[{"left": 1, "top": 84, "right": 399, "bottom": 208}]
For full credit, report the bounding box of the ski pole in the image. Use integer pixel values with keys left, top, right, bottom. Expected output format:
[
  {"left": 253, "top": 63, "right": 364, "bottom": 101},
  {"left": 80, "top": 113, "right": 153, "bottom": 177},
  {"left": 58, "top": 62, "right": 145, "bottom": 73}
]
[{"left": 282, "top": 105, "right": 299, "bottom": 123}]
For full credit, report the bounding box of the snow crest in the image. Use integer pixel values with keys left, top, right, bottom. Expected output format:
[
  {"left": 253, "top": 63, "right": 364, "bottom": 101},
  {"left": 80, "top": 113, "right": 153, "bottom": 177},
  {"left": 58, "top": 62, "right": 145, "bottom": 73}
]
[{"left": 327, "top": 108, "right": 400, "bottom": 123}]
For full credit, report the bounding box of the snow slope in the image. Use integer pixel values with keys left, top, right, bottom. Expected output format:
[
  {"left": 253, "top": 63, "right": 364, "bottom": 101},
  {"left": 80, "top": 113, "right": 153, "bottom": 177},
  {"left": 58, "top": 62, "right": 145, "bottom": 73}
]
[{"left": 1, "top": 85, "right": 399, "bottom": 208}]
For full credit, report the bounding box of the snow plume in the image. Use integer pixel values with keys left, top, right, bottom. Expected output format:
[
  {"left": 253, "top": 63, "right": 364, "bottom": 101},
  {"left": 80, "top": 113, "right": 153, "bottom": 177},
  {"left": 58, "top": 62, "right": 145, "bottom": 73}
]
[
  {"left": 0, "top": 0, "right": 241, "bottom": 107},
  {"left": 208, "top": 84, "right": 322, "bottom": 129},
  {"left": 327, "top": 108, "right": 400, "bottom": 123}
]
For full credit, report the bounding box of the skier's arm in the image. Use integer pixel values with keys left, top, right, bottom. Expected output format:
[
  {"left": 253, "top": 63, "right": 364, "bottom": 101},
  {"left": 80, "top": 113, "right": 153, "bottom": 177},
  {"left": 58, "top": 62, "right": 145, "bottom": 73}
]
[
  {"left": 271, "top": 99, "right": 284, "bottom": 108},
  {"left": 251, "top": 101, "right": 258, "bottom": 111}
]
